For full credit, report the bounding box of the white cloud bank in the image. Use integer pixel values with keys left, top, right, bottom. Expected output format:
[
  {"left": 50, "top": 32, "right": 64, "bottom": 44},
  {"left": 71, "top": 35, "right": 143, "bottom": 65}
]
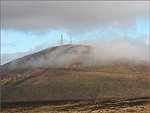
[{"left": 1, "top": 35, "right": 149, "bottom": 67}]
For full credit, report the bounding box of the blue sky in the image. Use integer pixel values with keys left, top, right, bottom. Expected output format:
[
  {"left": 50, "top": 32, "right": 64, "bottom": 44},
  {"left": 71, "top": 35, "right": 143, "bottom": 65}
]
[{"left": 1, "top": 18, "right": 149, "bottom": 54}]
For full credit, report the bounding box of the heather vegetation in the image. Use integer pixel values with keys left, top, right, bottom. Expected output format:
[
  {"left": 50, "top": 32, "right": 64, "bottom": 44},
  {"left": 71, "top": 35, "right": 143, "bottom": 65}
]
[{"left": 1, "top": 64, "right": 149, "bottom": 102}]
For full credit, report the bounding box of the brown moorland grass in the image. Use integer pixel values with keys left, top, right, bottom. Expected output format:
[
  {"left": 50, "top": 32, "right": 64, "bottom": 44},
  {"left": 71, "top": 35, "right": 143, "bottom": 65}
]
[{"left": 1, "top": 64, "right": 150, "bottom": 102}]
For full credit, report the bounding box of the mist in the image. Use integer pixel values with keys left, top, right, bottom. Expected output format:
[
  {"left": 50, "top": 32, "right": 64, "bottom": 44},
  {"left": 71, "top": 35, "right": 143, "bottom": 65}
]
[
  {"left": 86, "top": 37, "right": 149, "bottom": 63},
  {"left": 2, "top": 36, "right": 148, "bottom": 71}
]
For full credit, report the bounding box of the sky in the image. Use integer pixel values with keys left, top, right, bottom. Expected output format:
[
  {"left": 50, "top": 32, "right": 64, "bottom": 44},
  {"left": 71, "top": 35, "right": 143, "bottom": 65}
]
[{"left": 1, "top": 1, "right": 149, "bottom": 65}]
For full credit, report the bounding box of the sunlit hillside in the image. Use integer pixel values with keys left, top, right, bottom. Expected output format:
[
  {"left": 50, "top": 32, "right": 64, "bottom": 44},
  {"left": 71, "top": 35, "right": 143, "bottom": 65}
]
[{"left": 1, "top": 45, "right": 149, "bottom": 102}]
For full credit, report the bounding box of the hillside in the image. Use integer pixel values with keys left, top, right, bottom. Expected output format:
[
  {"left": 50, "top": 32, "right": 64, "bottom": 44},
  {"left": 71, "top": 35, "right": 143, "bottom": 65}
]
[
  {"left": 1, "top": 44, "right": 150, "bottom": 102},
  {"left": 1, "top": 44, "right": 92, "bottom": 73}
]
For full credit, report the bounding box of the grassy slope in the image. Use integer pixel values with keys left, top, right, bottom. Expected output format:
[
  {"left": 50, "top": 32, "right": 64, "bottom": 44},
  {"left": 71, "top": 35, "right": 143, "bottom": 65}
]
[{"left": 1, "top": 64, "right": 149, "bottom": 102}]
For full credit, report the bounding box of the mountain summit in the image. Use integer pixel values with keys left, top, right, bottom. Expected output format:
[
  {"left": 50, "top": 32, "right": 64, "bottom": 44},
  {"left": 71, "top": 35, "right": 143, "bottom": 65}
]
[{"left": 1, "top": 44, "right": 92, "bottom": 71}]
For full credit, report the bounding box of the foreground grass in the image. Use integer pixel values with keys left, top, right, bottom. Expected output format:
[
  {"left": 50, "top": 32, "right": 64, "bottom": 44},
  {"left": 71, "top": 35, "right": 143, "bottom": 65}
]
[{"left": 1, "top": 97, "right": 150, "bottom": 113}]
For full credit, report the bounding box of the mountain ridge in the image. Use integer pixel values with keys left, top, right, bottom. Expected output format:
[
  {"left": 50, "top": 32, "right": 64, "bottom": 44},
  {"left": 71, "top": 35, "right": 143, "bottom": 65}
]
[{"left": 0, "top": 44, "right": 92, "bottom": 72}]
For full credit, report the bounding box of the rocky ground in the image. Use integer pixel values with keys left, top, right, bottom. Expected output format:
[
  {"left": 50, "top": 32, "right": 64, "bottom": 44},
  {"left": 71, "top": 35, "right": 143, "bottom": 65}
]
[{"left": 1, "top": 97, "right": 149, "bottom": 113}]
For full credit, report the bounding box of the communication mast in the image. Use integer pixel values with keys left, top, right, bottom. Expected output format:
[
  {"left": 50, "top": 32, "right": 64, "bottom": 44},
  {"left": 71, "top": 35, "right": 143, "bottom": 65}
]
[
  {"left": 61, "top": 34, "right": 63, "bottom": 45},
  {"left": 70, "top": 35, "right": 72, "bottom": 44}
]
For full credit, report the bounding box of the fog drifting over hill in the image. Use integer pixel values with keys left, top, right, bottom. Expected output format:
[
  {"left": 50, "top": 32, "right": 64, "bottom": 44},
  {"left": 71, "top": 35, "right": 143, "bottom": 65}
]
[
  {"left": 1, "top": 36, "right": 148, "bottom": 71},
  {"left": 84, "top": 37, "right": 149, "bottom": 63}
]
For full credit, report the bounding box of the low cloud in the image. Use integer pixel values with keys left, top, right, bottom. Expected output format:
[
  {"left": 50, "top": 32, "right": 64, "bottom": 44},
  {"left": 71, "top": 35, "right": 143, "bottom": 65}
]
[
  {"left": 88, "top": 37, "right": 149, "bottom": 63},
  {"left": 1, "top": 35, "right": 149, "bottom": 71},
  {"left": 6, "top": 45, "right": 91, "bottom": 69}
]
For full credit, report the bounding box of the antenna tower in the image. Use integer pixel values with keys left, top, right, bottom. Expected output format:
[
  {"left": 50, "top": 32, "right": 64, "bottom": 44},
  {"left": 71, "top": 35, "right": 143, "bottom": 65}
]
[
  {"left": 61, "top": 34, "right": 63, "bottom": 45},
  {"left": 70, "top": 35, "right": 72, "bottom": 44}
]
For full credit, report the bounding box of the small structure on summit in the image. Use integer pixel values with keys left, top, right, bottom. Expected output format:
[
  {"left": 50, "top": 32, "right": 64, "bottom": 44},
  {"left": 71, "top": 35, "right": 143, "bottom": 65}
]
[
  {"left": 70, "top": 35, "right": 72, "bottom": 44},
  {"left": 61, "top": 34, "right": 63, "bottom": 46},
  {"left": 60, "top": 34, "right": 73, "bottom": 46}
]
